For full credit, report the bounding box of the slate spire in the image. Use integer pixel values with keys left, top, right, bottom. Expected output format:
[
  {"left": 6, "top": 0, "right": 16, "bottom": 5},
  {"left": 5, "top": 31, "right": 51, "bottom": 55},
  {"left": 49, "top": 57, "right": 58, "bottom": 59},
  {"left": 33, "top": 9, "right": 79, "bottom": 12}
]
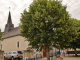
[
  {"left": 4, "top": 8, "right": 14, "bottom": 33},
  {"left": 7, "top": 11, "right": 12, "bottom": 24}
]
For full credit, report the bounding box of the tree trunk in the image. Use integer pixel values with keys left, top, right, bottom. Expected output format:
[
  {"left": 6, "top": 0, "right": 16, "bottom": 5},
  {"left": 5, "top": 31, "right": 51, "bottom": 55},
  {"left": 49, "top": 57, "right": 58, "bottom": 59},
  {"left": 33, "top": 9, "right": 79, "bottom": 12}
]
[
  {"left": 74, "top": 48, "right": 78, "bottom": 56},
  {"left": 46, "top": 46, "right": 50, "bottom": 60}
]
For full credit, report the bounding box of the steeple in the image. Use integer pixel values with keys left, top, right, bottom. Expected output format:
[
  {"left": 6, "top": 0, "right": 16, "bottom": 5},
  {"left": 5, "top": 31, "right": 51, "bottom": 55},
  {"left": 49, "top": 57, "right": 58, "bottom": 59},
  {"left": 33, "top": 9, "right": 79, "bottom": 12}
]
[
  {"left": 7, "top": 11, "right": 12, "bottom": 24},
  {"left": 4, "top": 9, "right": 14, "bottom": 33}
]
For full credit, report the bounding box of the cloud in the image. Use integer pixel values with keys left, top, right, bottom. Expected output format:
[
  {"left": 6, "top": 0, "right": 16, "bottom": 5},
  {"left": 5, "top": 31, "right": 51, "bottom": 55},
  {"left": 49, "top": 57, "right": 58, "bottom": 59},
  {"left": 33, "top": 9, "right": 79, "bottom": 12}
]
[
  {"left": 0, "top": 0, "right": 33, "bottom": 32},
  {"left": 62, "top": 0, "right": 80, "bottom": 20},
  {"left": 0, "top": 0, "right": 80, "bottom": 32}
]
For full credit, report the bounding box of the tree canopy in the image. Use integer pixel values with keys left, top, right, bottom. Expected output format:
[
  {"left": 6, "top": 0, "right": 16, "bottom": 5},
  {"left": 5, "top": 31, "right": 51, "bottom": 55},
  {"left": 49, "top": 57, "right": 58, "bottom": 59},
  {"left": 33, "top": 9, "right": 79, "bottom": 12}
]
[
  {"left": 65, "top": 18, "right": 80, "bottom": 56},
  {"left": 55, "top": 18, "right": 80, "bottom": 49},
  {"left": 20, "top": 0, "right": 79, "bottom": 59}
]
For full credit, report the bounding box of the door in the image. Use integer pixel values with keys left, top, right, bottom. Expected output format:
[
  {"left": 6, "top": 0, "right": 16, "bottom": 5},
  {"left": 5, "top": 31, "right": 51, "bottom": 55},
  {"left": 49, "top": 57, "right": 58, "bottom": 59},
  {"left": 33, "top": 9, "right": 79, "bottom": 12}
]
[{"left": 43, "top": 46, "right": 46, "bottom": 57}]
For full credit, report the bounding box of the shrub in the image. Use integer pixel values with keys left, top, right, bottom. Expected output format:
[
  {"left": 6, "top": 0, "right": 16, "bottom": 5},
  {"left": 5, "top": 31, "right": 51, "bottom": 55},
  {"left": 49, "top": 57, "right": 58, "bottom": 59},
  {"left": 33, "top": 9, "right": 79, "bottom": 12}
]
[{"left": 67, "top": 51, "right": 80, "bottom": 54}]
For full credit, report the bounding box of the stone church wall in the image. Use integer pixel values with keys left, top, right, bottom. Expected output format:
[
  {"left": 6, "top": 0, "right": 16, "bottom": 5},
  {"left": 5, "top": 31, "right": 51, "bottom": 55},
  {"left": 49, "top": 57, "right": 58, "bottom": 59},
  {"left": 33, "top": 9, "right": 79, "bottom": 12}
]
[{"left": 1, "top": 35, "right": 28, "bottom": 53}]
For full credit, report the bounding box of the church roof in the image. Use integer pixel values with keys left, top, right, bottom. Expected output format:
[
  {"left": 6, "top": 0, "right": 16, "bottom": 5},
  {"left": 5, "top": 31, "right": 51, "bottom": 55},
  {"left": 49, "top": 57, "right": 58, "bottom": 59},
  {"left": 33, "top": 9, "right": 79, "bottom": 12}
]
[{"left": 2, "top": 27, "right": 21, "bottom": 38}]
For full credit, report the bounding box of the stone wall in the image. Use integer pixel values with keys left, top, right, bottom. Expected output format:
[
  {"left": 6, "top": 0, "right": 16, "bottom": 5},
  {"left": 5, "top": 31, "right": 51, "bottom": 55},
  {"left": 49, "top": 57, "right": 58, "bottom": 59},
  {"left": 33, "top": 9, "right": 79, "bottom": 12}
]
[{"left": 0, "top": 51, "right": 4, "bottom": 60}]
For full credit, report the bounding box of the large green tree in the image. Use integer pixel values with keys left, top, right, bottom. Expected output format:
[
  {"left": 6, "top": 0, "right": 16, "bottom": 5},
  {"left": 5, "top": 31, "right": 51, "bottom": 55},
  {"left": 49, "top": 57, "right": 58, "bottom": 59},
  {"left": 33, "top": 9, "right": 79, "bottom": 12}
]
[
  {"left": 54, "top": 18, "right": 79, "bottom": 49},
  {"left": 66, "top": 18, "right": 80, "bottom": 56},
  {"left": 20, "top": 0, "right": 79, "bottom": 60}
]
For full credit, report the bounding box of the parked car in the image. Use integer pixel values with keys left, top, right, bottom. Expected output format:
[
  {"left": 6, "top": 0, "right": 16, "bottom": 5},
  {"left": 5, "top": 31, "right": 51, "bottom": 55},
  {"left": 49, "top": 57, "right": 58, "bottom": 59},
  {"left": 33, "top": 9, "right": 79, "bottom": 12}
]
[
  {"left": 4, "top": 53, "right": 6, "bottom": 56},
  {"left": 4, "top": 51, "right": 23, "bottom": 60}
]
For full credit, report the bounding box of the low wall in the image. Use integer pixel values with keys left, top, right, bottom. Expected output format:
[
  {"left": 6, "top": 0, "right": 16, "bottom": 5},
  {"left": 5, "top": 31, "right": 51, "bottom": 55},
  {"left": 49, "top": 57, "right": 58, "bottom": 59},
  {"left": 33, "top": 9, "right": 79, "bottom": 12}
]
[
  {"left": 23, "top": 50, "right": 34, "bottom": 60},
  {"left": 0, "top": 51, "right": 4, "bottom": 60}
]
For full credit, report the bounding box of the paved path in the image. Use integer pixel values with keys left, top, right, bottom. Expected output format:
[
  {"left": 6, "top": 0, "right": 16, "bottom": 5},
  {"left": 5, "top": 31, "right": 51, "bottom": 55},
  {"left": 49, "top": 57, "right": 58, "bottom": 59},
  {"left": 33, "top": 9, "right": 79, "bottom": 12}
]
[
  {"left": 63, "top": 57, "right": 80, "bottom": 60},
  {"left": 36, "top": 57, "right": 56, "bottom": 60},
  {"left": 36, "top": 56, "right": 80, "bottom": 60}
]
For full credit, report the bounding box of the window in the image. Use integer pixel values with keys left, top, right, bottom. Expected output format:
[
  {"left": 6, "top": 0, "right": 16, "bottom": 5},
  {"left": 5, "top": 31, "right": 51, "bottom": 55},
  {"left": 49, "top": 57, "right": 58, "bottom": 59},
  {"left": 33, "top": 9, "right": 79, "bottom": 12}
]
[
  {"left": 7, "top": 52, "right": 9, "bottom": 55},
  {"left": 17, "top": 51, "right": 22, "bottom": 54},
  {"left": 9, "top": 52, "right": 12, "bottom": 54},
  {"left": 13, "top": 52, "right": 16, "bottom": 54},
  {"left": 17, "top": 41, "right": 19, "bottom": 48}
]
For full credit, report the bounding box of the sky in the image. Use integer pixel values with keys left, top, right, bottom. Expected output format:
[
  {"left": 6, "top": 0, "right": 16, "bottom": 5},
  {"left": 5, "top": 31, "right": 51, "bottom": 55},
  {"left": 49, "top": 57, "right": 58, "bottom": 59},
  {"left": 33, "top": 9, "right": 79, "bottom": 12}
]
[{"left": 0, "top": 0, "right": 80, "bottom": 32}]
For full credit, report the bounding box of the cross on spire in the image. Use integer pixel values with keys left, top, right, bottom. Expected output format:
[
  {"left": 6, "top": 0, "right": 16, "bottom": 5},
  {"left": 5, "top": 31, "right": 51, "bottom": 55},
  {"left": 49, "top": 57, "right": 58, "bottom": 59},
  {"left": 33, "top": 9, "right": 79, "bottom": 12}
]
[{"left": 9, "top": 7, "right": 11, "bottom": 11}]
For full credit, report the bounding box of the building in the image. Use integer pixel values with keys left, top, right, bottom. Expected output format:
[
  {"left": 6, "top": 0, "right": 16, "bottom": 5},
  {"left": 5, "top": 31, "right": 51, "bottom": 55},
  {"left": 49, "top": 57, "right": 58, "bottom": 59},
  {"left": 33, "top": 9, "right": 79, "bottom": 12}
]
[
  {"left": 1, "top": 11, "right": 29, "bottom": 53},
  {"left": 0, "top": 10, "right": 55, "bottom": 57}
]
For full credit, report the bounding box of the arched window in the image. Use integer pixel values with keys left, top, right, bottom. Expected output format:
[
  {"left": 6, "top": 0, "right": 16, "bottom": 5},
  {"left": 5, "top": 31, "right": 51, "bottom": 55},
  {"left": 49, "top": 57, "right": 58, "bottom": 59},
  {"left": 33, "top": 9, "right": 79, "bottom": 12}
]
[{"left": 17, "top": 41, "right": 19, "bottom": 48}]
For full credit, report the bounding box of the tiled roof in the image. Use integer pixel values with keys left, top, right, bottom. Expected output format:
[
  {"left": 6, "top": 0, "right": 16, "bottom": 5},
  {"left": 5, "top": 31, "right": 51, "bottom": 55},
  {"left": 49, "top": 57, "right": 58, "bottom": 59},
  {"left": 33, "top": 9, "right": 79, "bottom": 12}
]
[{"left": 2, "top": 27, "right": 21, "bottom": 38}]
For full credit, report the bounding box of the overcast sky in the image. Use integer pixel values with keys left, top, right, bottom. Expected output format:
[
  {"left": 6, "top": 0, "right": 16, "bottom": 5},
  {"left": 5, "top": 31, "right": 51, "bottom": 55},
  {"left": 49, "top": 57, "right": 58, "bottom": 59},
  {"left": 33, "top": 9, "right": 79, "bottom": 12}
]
[{"left": 0, "top": 0, "right": 80, "bottom": 32}]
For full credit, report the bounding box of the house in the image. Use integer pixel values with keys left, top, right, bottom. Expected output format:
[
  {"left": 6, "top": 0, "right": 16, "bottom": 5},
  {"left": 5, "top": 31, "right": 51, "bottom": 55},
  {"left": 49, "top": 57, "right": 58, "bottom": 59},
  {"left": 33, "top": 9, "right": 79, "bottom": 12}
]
[{"left": 0, "top": 10, "right": 55, "bottom": 57}]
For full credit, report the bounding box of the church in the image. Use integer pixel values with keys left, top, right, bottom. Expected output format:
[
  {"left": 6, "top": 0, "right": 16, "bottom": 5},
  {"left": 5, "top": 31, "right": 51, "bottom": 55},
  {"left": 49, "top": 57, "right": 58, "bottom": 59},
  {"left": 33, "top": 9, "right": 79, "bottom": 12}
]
[
  {"left": 1, "top": 11, "right": 29, "bottom": 53},
  {"left": 0, "top": 10, "right": 55, "bottom": 57}
]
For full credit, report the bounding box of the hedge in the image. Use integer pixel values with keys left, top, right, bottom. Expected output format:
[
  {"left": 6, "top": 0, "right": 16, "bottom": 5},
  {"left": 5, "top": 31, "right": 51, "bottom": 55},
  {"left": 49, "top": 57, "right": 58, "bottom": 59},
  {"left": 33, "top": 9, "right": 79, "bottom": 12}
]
[{"left": 67, "top": 51, "right": 80, "bottom": 54}]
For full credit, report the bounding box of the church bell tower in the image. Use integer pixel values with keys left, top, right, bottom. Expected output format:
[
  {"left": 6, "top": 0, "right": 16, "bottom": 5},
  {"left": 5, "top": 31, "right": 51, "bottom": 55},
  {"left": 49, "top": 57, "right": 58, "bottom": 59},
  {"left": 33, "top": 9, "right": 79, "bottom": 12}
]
[{"left": 4, "top": 9, "right": 14, "bottom": 33}]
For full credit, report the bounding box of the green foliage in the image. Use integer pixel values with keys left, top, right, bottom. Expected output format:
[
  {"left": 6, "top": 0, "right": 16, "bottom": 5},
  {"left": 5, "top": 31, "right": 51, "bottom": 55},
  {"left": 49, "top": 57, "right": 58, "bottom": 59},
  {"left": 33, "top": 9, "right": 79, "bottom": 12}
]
[
  {"left": 0, "top": 49, "right": 2, "bottom": 51},
  {"left": 0, "top": 30, "right": 3, "bottom": 41},
  {"left": 67, "top": 19, "right": 80, "bottom": 49},
  {"left": 20, "top": 0, "right": 79, "bottom": 52},
  {"left": 20, "top": 0, "right": 80, "bottom": 59},
  {"left": 67, "top": 51, "right": 80, "bottom": 54},
  {"left": 55, "top": 18, "right": 80, "bottom": 49}
]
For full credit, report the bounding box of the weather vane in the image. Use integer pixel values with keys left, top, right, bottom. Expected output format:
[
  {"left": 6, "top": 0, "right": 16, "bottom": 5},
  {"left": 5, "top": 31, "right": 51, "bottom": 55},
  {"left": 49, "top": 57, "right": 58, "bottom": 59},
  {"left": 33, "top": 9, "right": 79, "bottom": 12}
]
[{"left": 9, "top": 7, "right": 11, "bottom": 11}]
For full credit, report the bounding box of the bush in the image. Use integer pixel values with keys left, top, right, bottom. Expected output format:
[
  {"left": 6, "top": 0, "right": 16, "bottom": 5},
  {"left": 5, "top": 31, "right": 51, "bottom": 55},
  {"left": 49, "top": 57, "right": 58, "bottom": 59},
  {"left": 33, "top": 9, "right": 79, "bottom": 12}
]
[
  {"left": 67, "top": 51, "right": 80, "bottom": 54},
  {"left": 0, "top": 49, "right": 2, "bottom": 51}
]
